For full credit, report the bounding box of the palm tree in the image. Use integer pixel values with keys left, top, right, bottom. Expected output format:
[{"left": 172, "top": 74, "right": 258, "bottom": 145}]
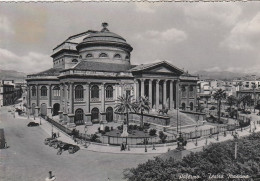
[
  {"left": 212, "top": 89, "right": 226, "bottom": 122},
  {"left": 226, "top": 95, "right": 237, "bottom": 111},
  {"left": 133, "top": 96, "right": 151, "bottom": 128},
  {"left": 115, "top": 94, "right": 134, "bottom": 126},
  {"left": 252, "top": 84, "right": 257, "bottom": 113}
]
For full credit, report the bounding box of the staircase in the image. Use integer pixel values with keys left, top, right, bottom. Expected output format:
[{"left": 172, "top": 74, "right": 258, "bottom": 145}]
[{"left": 168, "top": 109, "right": 197, "bottom": 127}]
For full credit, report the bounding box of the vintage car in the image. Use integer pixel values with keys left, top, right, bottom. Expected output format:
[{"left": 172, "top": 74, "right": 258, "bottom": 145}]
[
  {"left": 68, "top": 145, "right": 80, "bottom": 154},
  {"left": 27, "top": 122, "right": 39, "bottom": 127},
  {"left": 44, "top": 137, "right": 55, "bottom": 145}
]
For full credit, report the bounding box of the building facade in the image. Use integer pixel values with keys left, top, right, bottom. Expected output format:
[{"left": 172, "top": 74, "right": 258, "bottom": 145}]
[
  {"left": 0, "top": 80, "right": 15, "bottom": 107},
  {"left": 26, "top": 23, "right": 198, "bottom": 126}
]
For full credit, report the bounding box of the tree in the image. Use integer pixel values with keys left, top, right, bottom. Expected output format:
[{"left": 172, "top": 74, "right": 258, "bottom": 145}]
[
  {"left": 212, "top": 89, "right": 226, "bottom": 122},
  {"left": 132, "top": 96, "right": 151, "bottom": 128},
  {"left": 226, "top": 95, "right": 237, "bottom": 111},
  {"left": 239, "top": 94, "right": 252, "bottom": 111},
  {"left": 252, "top": 84, "right": 257, "bottom": 113},
  {"left": 115, "top": 94, "right": 134, "bottom": 126},
  {"left": 255, "top": 101, "right": 260, "bottom": 115}
]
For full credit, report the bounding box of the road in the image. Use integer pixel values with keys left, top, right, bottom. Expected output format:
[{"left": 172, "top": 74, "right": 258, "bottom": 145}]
[{"left": 0, "top": 106, "right": 157, "bottom": 181}]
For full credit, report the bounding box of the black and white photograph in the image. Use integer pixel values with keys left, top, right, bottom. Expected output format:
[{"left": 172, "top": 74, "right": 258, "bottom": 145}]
[{"left": 1, "top": 2, "right": 260, "bottom": 181}]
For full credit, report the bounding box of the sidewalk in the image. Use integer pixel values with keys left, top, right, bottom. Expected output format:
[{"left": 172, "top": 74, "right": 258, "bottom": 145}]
[{"left": 24, "top": 114, "right": 260, "bottom": 155}]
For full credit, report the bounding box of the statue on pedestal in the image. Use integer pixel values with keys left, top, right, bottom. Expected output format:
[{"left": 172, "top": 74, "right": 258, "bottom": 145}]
[
  {"left": 176, "top": 132, "right": 187, "bottom": 151},
  {"left": 121, "top": 124, "right": 129, "bottom": 137}
]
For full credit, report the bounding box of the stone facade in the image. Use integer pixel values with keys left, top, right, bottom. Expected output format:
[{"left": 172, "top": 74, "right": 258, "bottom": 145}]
[{"left": 26, "top": 23, "right": 198, "bottom": 126}]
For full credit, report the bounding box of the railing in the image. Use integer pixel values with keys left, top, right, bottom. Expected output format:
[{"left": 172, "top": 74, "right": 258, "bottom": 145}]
[{"left": 42, "top": 115, "right": 72, "bottom": 135}]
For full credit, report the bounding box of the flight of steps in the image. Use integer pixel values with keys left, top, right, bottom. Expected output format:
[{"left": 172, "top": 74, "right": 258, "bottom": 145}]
[{"left": 168, "top": 109, "right": 197, "bottom": 127}]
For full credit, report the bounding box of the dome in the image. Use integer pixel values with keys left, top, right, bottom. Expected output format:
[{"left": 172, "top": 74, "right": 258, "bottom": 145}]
[{"left": 76, "top": 23, "right": 133, "bottom": 52}]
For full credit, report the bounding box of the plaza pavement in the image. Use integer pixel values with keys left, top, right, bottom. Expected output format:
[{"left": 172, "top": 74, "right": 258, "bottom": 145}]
[
  {"left": 28, "top": 109, "right": 260, "bottom": 155},
  {"left": 0, "top": 106, "right": 157, "bottom": 181}
]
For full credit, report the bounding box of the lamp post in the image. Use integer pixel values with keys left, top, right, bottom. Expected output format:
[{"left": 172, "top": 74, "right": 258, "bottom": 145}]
[
  {"left": 84, "top": 125, "right": 88, "bottom": 147},
  {"left": 195, "top": 125, "right": 198, "bottom": 146},
  {"left": 233, "top": 131, "right": 239, "bottom": 160},
  {"left": 216, "top": 126, "right": 219, "bottom": 141}
]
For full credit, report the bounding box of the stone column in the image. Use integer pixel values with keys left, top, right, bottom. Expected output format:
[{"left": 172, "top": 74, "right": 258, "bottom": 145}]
[
  {"left": 67, "top": 82, "right": 75, "bottom": 126},
  {"left": 135, "top": 80, "right": 139, "bottom": 100},
  {"left": 84, "top": 83, "right": 92, "bottom": 125},
  {"left": 156, "top": 80, "right": 160, "bottom": 110},
  {"left": 176, "top": 80, "right": 180, "bottom": 109},
  {"left": 84, "top": 83, "right": 90, "bottom": 113},
  {"left": 170, "top": 80, "right": 173, "bottom": 109},
  {"left": 27, "top": 85, "right": 31, "bottom": 106},
  {"left": 36, "top": 84, "right": 39, "bottom": 107},
  {"left": 140, "top": 79, "right": 145, "bottom": 97},
  {"left": 101, "top": 83, "right": 105, "bottom": 113},
  {"left": 163, "top": 80, "right": 167, "bottom": 108},
  {"left": 69, "top": 82, "right": 74, "bottom": 114},
  {"left": 148, "top": 79, "right": 153, "bottom": 105},
  {"left": 101, "top": 83, "right": 107, "bottom": 123},
  {"left": 120, "top": 83, "right": 124, "bottom": 96},
  {"left": 47, "top": 84, "right": 52, "bottom": 116}
]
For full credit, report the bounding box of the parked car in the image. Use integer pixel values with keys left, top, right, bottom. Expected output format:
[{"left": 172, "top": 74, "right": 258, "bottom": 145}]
[
  {"left": 59, "top": 143, "right": 74, "bottom": 151},
  {"left": 68, "top": 145, "right": 80, "bottom": 154},
  {"left": 44, "top": 137, "right": 55, "bottom": 145},
  {"left": 53, "top": 141, "right": 63, "bottom": 149},
  {"left": 48, "top": 139, "right": 58, "bottom": 147},
  {"left": 27, "top": 122, "right": 39, "bottom": 127}
]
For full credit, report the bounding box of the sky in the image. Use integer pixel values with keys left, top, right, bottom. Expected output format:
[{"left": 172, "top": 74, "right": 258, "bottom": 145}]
[{"left": 1, "top": 2, "right": 260, "bottom": 74}]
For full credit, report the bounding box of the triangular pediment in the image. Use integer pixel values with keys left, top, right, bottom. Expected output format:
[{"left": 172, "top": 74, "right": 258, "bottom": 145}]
[
  {"left": 149, "top": 66, "right": 175, "bottom": 73},
  {"left": 131, "top": 61, "right": 184, "bottom": 76}
]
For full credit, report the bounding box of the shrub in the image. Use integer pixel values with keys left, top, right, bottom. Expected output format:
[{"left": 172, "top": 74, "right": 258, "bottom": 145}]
[
  {"left": 159, "top": 131, "right": 167, "bottom": 143},
  {"left": 90, "top": 134, "right": 98, "bottom": 142},
  {"left": 128, "top": 125, "right": 134, "bottom": 130},
  {"left": 138, "top": 127, "right": 144, "bottom": 131},
  {"left": 149, "top": 129, "right": 157, "bottom": 136},
  {"left": 105, "top": 126, "right": 110, "bottom": 132},
  {"left": 133, "top": 125, "right": 138, "bottom": 130},
  {"left": 117, "top": 125, "right": 123, "bottom": 130}
]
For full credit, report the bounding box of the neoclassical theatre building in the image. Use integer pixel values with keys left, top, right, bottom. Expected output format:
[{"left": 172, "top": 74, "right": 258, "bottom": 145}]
[{"left": 26, "top": 23, "right": 198, "bottom": 126}]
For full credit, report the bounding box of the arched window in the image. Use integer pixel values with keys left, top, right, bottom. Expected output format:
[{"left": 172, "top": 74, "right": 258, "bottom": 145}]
[
  {"left": 190, "top": 102, "right": 193, "bottom": 111},
  {"left": 181, "top": 86, "right": 186, "bottom": 91},
  {"left": 86, "top": 53, "right": 93, "bottom": 58},
  {"left": 41, "top": 86, "right": 47, "bottom": 96},
  {"left": 32, "top": 86, "right": 36, "bottom": 97},
  {"left": 52, "top": 86, "right": 60, "bottom": 97},
  {"left": 106, "top": 107, "right": 113, "bottom": 122},
  {"left": 75, "top": 109, "right": 84, "bottom": 125},
  {"left": 106, "top": 85, "right": 113, "bottom": 100},
  {"left": 91, "top": 85, "right": 99, "bottom": 100},
  {"left": 125, "top": 55, "right": 130, "bottom": 60},
  {"left": 72, "top": 59, "right": 78, "bottom": 63},
  {"left": 189, "top": 86, "right": 193, "bottom": 91},
  {"left": 181, "top": 103, "right": 186, "bottom": 110},
  {"left": 91, "top": 108, "right": 99, "bottom": 122},
  {"left": 99, "top": 53, "right": 108, "bottom": 58},
  {"left": 75, "top": 85, "right": 84, "bottom": 101},
  {"left": 114, "top": 54, "right": 121, "bottom": 59}
]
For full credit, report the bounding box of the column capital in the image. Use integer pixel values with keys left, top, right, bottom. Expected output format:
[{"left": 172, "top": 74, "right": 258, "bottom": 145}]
[
  {"left": 149, "top": 79, "right": 153, "bottom": 82},
  {"left": 155, "top": 79, "right": 160, "bottom": 84},
  {"left": 140, "top": 78, "right": 145, "bottom": 82}
]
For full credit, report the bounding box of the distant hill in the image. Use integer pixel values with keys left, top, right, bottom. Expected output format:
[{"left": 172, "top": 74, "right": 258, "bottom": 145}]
[
  {"left": 0, "top": 69, "right": 26, "bottom": 81},
  {"left": 193, "top": 70, "right": 258, "bottom": 80}
]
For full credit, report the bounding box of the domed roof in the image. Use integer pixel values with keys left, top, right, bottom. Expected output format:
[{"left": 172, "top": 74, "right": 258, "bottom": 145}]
[{"left": 77, "top": 23, "right": 133, "bottom": 52}]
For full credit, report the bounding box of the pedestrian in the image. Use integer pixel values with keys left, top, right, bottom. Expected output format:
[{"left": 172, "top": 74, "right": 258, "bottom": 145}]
[
  {"left": 53, "top": 133, "right": 57, "bottom": 139},
  {"left": 121, "top": 143, "right": 124, "bottom": 151},
  {"left": 4, "top": 141, "right": 7, "bottom": 149},
  {"left": 57, "top": 132, "right": 59, "bottom": 138}
]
